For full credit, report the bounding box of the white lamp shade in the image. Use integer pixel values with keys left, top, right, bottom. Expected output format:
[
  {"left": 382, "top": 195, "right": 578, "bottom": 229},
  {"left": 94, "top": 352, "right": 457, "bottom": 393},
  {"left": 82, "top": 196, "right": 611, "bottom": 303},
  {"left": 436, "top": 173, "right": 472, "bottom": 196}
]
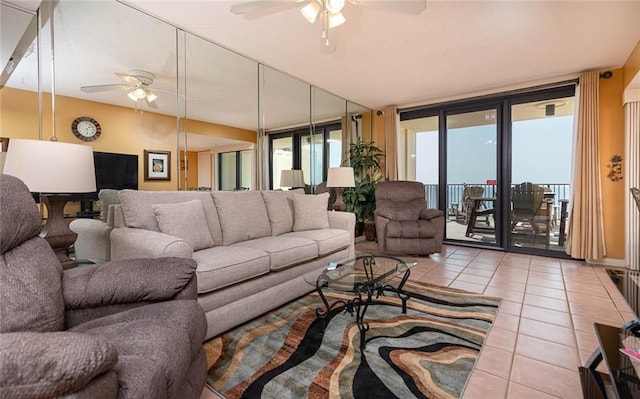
[
  {"left": 280, "top": 169, "right": 305, "bottom": 188},
  {"left": 301, "top": 0, "right": 322, "bottom": 23},
  {"left": 328, "top": 11, "right": 346, "bottom": 28},
  {"left": 326, "top": 0, "right": 345, "bottom": 13},
  {"left": 326, "top": 167, "right": 355, "bottom": 188},
  {"left": 3, "top": 139, "right": 96, "bottom": 193}
]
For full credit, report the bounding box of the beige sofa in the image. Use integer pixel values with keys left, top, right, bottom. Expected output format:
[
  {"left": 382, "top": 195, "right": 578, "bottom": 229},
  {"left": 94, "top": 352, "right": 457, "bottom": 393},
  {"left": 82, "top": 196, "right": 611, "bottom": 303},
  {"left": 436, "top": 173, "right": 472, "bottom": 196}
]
[{"left": 110, "top": 189, "right": 355, "bottom": 340}]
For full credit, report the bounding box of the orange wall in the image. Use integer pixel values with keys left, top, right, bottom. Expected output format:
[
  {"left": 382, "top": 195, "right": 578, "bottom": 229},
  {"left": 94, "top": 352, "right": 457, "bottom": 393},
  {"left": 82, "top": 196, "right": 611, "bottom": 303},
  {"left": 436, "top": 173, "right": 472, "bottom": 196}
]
[
  {"left": 1, "top": 87, "right": 255, "bottom": 191},
  {"left": 598, "top": 69, "right": 626, "bottom": 260},
  {"left": 179, "top": 150, "right": 199, "bottom": 190}
]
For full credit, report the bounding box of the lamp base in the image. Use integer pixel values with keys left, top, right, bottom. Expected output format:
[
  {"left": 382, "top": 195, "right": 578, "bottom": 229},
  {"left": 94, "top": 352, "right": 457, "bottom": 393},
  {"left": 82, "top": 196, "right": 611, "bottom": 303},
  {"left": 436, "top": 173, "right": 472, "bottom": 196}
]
[
  {"left": 40, "top": 194, "right": 77, "bottom": 270},
  {"left": 332, "top": 187, "right": 347, "bottom": 212}
]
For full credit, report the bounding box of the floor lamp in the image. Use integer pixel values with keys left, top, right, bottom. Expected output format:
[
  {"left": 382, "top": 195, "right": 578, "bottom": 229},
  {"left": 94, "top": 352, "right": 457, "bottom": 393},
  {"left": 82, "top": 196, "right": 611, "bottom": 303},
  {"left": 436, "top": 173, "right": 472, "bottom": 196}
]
[
  {"left": 326, "top": 167, "right": 355, "bottom": 211},
  {"left": 3, "top": 139, "right": 96, "bottom": 269}
]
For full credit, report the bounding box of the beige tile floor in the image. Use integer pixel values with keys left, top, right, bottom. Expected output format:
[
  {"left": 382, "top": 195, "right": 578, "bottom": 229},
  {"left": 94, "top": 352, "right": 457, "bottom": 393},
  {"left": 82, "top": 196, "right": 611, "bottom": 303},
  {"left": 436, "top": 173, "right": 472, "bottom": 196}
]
[{"left": 201, "top": 242, "right": 636, "bottom": 399}]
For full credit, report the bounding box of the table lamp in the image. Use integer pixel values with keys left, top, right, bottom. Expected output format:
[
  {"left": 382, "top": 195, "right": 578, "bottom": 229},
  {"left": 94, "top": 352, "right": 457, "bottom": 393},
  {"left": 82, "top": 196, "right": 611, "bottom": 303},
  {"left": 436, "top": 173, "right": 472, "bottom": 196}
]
[
  {"left": 3, "top": 139, "right": 96, "bottom": 269},
  {"left": 326, "top": 167, "right": 355, "bottom": 211},
  {"left": 280, "top": 169, "right": 305, "bottom": 190}
]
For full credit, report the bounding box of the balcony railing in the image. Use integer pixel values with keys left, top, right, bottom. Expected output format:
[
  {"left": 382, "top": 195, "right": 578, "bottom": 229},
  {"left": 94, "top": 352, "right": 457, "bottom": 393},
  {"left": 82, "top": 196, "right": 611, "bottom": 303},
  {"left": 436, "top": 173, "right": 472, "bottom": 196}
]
[{"left": 424, "top": 183, "right": 571, "bottom": 221}]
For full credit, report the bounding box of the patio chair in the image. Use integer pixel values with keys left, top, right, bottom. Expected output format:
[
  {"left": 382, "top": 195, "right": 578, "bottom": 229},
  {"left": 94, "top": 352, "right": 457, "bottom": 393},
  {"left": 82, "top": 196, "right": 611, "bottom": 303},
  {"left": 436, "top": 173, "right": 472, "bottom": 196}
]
[
  {"left": 460, "top": 184, "right": 489, "bottom": 225},
  {"left": 511, "top": 182, "right": 552, "bottom": 247}
]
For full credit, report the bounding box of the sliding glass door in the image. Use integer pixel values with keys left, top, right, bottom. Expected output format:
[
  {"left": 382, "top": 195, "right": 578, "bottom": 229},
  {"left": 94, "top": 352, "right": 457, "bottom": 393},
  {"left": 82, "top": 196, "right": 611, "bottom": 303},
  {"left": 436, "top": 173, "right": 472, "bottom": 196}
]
[
  {"left": 509, "top": 95, "right": 575, "bottom": 253},
  {"left": 446, "top": 108, "right": 499, "bottom": 245},
  {"left": 399, "top": 83, "right": 575, "bottom": 257}
]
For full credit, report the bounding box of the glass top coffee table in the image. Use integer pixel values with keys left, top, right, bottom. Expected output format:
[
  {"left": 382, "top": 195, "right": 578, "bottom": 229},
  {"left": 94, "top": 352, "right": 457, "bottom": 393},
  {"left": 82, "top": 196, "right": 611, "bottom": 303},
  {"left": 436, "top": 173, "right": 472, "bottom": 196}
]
[{"left": 306, "top": 253, "right": 418, "bottom": 350}]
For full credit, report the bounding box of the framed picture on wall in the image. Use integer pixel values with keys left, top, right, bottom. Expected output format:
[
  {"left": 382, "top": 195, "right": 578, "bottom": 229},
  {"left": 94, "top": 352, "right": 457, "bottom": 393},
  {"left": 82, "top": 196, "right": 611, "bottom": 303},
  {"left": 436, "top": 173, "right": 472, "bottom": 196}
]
[
  {"left": 144, "top": 150, "right": 171, "bottom": 181},
  {"left": 0, "top": 137, "right": 9, "bottom": 152}
]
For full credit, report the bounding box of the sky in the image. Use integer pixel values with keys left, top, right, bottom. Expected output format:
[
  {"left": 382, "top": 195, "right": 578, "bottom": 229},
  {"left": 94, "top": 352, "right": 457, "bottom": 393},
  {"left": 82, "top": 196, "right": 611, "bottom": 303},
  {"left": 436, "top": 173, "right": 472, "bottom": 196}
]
[{"left": 415, "top": 115, "right": 574, "bottom": 185}]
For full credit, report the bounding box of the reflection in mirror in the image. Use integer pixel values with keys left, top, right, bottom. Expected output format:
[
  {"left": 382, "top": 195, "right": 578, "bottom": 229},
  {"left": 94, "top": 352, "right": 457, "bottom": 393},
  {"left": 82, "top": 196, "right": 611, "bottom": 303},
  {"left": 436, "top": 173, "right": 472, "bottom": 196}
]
[
  {"left": 179, "top": 31, "right": 258, "bottom": 191},
  {"left": 48, "top": 0, "right": 179, "bottom": 195},
  {"left": 2, "top": 0, "right": 372, "bottom": 197},
  {"left": 347, "top": 101, "right": 373, "bottom": 143},
  {"left": 261, "top": 65, "right": 311, "bottom": 190},
  {"left": 1, "top": 3, "right": 39, "bottom": 143},
  {"left": 311, "top": 87, "right": 346, "bottom": 186}
]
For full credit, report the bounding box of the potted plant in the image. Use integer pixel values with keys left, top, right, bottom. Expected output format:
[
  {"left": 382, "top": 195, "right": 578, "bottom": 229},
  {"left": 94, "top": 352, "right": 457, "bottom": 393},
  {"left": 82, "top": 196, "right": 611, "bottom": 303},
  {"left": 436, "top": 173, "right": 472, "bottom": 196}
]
[{"left": 343, "top": 138, "right": 385, "bottom": 240}]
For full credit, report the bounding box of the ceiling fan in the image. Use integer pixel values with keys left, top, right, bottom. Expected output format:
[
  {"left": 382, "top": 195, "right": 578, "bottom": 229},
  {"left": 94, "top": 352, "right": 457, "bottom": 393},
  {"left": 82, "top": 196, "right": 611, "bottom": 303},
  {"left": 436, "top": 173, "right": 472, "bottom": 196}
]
[
  {"left": 231, "top": 0, "right": 427, "bottom": 17},
  {"left": 80, "top": 70, "right": 162, "bottom": 109},
  {"left": 231, "top": 0, "right": 426, "bottom": 52}
]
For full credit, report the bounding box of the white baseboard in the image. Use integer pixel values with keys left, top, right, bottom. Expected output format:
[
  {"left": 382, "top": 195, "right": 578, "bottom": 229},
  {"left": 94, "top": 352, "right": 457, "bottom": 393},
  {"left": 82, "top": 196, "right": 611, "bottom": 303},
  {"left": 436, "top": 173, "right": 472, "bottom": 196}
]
[{"left": 586, "top": 257, "right": 626, "bottom": 268}]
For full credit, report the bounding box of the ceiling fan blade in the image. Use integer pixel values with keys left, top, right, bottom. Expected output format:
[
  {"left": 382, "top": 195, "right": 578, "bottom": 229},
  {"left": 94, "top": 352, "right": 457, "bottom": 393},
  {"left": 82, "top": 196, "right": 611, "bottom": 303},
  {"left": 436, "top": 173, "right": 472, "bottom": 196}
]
[
  {"left": 231, "top": 1, "right": 295, "bottom": 15},
  {"left": 80, "top": 84, "right": 130, "bottom": 93},
  {"left": 231, "top": 0, "right": 308, "bottom": 19},
  {"left": 348, "top": 0, "right": 426, "bottom": 14},
  {"left": 115, "top": 72, "right": 141, "bottom": 85}
]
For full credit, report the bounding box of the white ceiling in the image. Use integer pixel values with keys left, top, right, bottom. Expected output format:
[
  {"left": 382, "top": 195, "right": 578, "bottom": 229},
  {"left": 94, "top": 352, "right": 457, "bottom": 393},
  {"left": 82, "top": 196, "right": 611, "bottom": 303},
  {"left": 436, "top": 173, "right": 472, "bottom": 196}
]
[
  {"left": 119, "top": 0, "right": 640, "bottom": 109},
  {"left": 3, "top": 0, "right": 639, "bottom": 144}
]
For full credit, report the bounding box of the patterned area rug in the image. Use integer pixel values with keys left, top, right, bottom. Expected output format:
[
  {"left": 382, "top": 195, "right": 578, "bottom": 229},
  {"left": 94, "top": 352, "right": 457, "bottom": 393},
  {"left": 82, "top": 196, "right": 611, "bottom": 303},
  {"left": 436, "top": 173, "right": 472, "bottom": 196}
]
[{"left": 204, "top": 280, "right": 500, "bottom": 399}]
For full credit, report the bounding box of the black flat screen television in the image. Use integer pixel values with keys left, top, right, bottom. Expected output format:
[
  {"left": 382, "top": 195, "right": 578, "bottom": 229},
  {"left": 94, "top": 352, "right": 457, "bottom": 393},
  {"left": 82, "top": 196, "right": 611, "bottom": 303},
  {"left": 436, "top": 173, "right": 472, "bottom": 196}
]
[
  {"left": 68, "top": 152, "right": 138, "bottom": 211},
  {"left": 93, "top": 151, "right": 138, "bottom": 192}
]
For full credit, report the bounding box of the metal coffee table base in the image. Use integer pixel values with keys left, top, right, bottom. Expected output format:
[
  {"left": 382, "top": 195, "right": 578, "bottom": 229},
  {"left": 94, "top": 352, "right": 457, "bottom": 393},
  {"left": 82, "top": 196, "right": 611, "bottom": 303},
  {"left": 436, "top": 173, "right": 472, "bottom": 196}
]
[{"left": 314, "top": 271, "right": 411, "bottom": 350}]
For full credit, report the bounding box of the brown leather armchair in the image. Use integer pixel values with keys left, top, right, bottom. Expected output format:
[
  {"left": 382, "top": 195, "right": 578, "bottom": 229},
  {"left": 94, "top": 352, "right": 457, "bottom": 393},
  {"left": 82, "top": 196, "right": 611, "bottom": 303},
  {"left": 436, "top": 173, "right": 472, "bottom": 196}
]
[
  {"left": 374, "top": 180, "right": 445, "bottom": 255},
  {"left": 0, "top": 174, "right": 207, "bottom": 398}
]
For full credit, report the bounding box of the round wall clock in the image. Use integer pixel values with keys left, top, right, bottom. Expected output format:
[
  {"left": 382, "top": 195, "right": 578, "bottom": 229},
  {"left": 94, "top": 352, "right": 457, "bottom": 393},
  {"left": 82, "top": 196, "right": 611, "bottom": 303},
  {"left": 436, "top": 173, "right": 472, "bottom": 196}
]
[{"left": 71, "top": 116, "right": 101, "bottom": 142}]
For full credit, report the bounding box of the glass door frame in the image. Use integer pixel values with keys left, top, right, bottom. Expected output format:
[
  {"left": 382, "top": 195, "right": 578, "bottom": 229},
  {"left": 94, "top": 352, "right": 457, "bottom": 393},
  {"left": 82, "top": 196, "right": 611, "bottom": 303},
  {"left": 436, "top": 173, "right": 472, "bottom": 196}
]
[
  {"left": 400, "top": 82, "right": 576, "bottom": 258},
  {"left": 441, "top": 102, "right": 505, "bottom": 249},
  {"left": 503, "top": 85, "right": 576, "bottom": 258}
]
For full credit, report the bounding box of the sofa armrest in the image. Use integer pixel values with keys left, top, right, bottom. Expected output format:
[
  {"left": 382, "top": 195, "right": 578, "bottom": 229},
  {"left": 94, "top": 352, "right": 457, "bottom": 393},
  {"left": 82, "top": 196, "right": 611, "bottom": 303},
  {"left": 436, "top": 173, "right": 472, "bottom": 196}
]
[
  {"left": 110, "top": 227, "right": 193, "bottom": 261},
  {"left": 419, "top": 208, "right": 445, "bottom": 221},
  {"left": 0, "top": 332, "right": 118, "bottom": 398},
  {"left": 374, "top": 208, "right": 394, "bottom": 220},
  {"left": 327, "top": 210, "right": 355, "bottom": 234},
  {"left": 63, "top": 258, "right": 197, "bottom": 311},
  {"left": 69, "top": 218, "right": 112, "bottom": 263}
]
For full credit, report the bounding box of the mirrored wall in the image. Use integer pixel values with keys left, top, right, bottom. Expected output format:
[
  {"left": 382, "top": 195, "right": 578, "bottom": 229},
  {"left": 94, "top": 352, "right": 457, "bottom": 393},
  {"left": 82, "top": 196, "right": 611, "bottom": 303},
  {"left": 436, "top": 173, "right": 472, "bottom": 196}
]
[{"left": 0, "top": 0, "right": 371, "bottom": 197}]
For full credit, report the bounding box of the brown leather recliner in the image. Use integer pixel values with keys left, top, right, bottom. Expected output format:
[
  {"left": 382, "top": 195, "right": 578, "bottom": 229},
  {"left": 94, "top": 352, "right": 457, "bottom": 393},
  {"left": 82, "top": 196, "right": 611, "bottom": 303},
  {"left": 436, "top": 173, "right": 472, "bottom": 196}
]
[
  {"left": 0, "top": 174, "right": 207, "bottom": 398},
  {"left": 374, "top": 180, "right": 445, "bottom": 255}
]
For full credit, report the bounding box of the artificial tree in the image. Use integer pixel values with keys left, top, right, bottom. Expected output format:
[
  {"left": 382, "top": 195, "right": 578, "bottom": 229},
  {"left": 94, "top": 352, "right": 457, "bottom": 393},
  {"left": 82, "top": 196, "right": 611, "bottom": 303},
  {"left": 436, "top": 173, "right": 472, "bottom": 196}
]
[{"left": 343, "top": 137, "right": 385, "bottom": 239}]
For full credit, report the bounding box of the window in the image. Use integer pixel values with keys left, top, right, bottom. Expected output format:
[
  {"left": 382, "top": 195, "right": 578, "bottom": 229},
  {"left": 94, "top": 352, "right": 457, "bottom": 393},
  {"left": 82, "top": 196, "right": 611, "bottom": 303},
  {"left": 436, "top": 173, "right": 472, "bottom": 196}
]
[
  {"left": 269, "top": 122, "right": 342, "bottom": 190},
  {"left": 218, "top": 150, "right": 253, "bottom": 190}
]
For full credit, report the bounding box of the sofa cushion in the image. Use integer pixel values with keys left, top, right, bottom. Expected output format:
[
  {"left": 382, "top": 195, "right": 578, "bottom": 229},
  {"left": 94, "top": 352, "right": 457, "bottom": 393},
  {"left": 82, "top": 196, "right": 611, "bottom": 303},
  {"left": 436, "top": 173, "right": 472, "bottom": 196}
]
[
  {"left": 386, "top": 220, "right": 437, "bottom": 238},
  {"left": 282, "top": 228, "right": 351, "bottom": 256},
  {"left": 118, "top": 190, "right": 223, "bottom": 246},
  {"left": 232, "top": 236, "right": 318, "bottom": 271},
  {"left": 261, "top": 190, "right": 295, "bottom": 236},
  {"left": 192, "top": 246, "right": 271, "bottom": 293},
  {"left": 69, "top": 300, "right": 206, "bottom": 399},
  {"left": 153, "top": 200, "right": 214, "bottom": 251},
  {"left": 212, "top": 191, "right": 272, "bottom": 245},
  {"left": 0, "top": 332, "right": 118, "bottom": 397},
  {"left": 292, "top": 193, "right": 330, "bottom": 231}
]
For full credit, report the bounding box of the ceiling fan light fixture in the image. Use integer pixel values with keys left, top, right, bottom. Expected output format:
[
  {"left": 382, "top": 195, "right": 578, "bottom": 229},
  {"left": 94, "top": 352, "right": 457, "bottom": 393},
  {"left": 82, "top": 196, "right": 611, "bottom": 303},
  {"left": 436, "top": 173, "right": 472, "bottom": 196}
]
[
  {"left": 328, "top": 11, "right": 346, "bottom": 28},
  {"left": 301, "top": 0, "right": 322, "bottom": 23},
  {"left": 326, "top": 0, "right": 345, "bottom": 13},
  {"left": 127, "top": 91, "right": 138, "bottom": 102},
  {"left": 146, "top": 92, "right": 158, "bottom": 103},
  {"left": 134, "top": 87, "right": 147, "bottom": 99}
]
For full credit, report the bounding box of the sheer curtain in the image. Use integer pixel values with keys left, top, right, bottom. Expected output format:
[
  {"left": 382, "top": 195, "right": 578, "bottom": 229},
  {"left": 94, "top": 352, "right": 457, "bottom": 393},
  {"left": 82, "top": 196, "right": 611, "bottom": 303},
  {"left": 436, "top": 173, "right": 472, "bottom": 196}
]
[
  {"left": 566, "top": 72, "right": 607, "bottom": 260},
  {"left": 625, "top": 101, "right": 640, "bottom": 270},
  {"left": 383, "top": 106, "right": 399, "bottom": 180}
]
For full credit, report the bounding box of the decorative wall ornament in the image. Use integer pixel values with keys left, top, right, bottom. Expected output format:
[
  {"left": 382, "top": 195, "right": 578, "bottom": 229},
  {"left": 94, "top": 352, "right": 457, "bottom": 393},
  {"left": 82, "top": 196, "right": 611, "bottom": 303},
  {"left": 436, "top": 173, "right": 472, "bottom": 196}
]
[{"left": 607, "top": 154, "right": 623, "bottom": 182}]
